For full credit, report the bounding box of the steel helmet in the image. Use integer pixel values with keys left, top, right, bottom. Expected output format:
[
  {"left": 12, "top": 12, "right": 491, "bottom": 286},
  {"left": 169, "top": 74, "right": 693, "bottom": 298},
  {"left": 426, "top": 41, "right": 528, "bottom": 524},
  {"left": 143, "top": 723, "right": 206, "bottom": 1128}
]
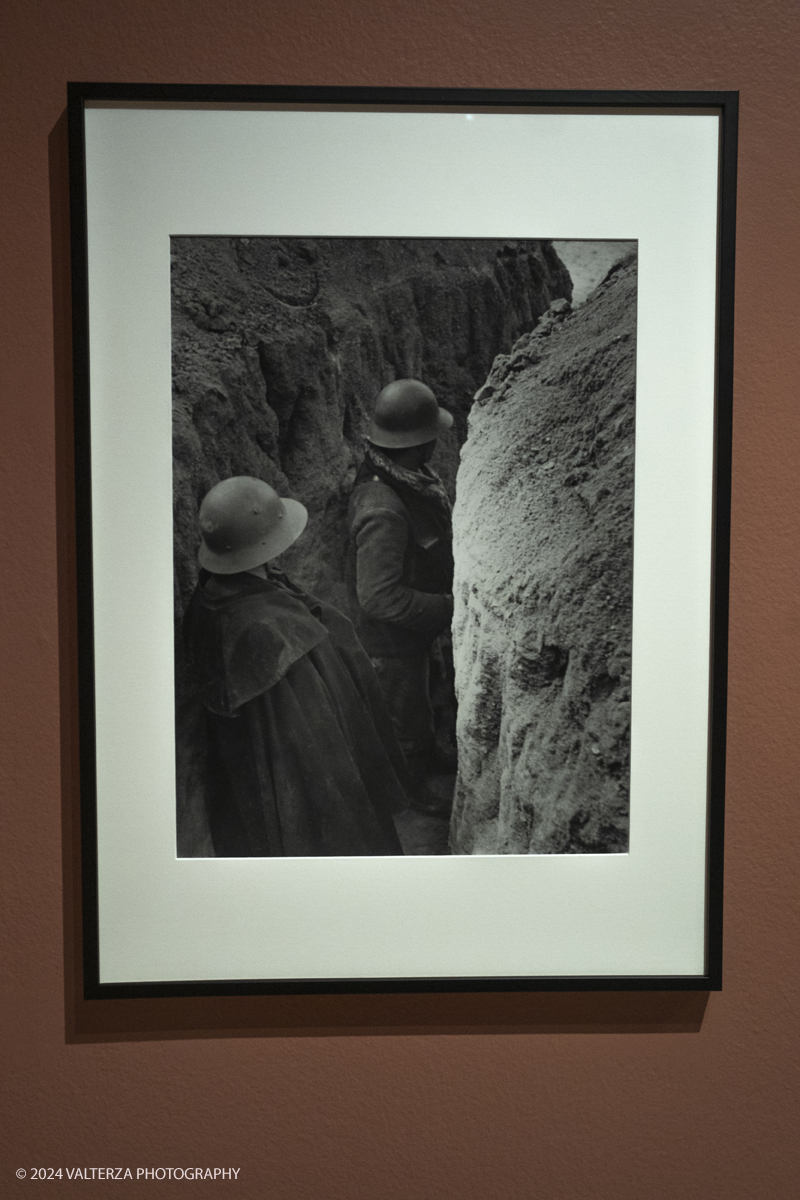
[
  {"left": 367, "top": 379, "right": 454, "bottom": 449},
  {"left": 197, "top": 476, "right": 308, "bottom": 574}
]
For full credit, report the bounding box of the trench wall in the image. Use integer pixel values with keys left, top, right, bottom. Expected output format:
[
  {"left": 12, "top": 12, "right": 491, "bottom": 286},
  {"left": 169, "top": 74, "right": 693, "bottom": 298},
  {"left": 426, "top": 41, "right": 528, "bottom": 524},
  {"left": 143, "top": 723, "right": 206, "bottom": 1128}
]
[{"left": 451, "top": 259, "right": 637, "bottom": 854}]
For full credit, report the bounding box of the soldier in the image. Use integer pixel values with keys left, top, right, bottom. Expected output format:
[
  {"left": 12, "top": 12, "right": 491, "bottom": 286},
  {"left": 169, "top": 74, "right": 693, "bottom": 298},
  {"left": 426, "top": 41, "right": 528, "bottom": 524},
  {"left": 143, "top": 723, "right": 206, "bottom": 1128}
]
[
  {"left": 347, "top": 380, "right": 456, "bottom": 817},
  {"left": 183, "top": 476, "right": 408, "bottom": 857}
]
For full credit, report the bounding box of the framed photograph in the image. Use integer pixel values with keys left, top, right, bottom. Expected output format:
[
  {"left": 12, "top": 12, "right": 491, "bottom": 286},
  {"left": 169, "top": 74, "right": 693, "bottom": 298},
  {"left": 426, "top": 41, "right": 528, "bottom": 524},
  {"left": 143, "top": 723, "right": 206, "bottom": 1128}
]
[{"left": 68, "top": 84, "right": 736, "bottom": 997}]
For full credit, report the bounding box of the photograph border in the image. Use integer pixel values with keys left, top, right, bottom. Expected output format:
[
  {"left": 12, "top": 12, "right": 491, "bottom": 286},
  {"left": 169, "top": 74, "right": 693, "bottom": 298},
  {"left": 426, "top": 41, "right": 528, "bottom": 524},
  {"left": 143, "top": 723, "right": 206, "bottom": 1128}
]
[{"left": 66, "top": 83, "right": 737, "bottom": 999}]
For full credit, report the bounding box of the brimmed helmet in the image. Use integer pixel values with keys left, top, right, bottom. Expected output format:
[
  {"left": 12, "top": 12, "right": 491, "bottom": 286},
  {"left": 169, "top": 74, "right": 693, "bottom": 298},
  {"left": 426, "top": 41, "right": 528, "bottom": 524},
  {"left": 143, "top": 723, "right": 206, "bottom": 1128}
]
[
  {"left": 197, "top": 476, "right": 307, "bottom": 574},
  {"left": 367, "top": 379, "right": 454, "bottom": 449}
]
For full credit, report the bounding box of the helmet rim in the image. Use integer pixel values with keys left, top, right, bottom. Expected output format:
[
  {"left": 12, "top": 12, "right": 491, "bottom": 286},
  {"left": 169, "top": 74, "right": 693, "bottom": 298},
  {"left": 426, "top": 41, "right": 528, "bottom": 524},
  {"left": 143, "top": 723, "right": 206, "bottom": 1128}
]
[{"left": 367, "top": 405, "right": 453, "bottom": 448}]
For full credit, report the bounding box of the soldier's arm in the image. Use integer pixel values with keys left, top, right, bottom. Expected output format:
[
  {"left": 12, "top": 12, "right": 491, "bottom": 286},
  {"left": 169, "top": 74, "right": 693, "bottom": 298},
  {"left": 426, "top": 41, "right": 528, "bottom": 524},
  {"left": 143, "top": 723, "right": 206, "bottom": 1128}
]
[{"left": 354, "top": 507, "right": 453, "bottom": 635}]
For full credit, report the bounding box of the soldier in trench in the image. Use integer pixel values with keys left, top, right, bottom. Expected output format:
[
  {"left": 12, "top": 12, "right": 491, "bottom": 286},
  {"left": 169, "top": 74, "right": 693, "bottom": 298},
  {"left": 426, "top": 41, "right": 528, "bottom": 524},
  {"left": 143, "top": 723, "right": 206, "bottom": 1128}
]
[
  {"left": 183, "top": 475, "right": 409, "bottom": 856},
  {"left": 347, "top": 379, "right": 457, "bottom": 818}
]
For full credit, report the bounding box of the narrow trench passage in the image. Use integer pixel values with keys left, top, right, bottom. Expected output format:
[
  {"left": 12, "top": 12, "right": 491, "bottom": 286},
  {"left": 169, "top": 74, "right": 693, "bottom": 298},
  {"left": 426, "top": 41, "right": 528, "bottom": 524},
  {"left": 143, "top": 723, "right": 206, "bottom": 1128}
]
[{"left": 393, "top": 768, "right": 456, "bottom": 855}]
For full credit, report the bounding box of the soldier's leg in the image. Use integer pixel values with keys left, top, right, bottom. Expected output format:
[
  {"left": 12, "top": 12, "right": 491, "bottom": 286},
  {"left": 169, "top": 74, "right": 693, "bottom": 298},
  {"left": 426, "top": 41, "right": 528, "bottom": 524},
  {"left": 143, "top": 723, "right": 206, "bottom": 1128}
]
[{"left": 370, "top": 653, "right": 435, "bottom": 791}]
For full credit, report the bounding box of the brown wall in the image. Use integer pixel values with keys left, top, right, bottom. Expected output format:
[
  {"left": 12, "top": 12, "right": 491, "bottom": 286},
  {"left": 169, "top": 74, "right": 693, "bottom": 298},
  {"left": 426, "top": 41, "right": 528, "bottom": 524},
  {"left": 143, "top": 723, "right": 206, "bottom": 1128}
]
[{"left": 2, "top": 1, "right": 799, "bottom": 1196}]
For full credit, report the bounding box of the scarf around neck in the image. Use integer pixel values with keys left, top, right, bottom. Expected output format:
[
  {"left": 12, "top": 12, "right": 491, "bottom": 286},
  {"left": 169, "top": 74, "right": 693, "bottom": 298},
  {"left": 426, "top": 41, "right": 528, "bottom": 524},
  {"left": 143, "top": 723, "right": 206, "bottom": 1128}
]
[{"left": 364, "top": 442, "right": 452, "bottom": 518}]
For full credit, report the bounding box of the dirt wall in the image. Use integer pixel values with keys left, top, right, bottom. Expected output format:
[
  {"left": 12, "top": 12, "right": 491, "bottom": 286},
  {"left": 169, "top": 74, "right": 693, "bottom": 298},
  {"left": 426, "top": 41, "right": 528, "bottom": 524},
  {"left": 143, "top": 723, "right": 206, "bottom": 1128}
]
[{"left": 451, "top": 258, "right": 637, "bottom": 854}]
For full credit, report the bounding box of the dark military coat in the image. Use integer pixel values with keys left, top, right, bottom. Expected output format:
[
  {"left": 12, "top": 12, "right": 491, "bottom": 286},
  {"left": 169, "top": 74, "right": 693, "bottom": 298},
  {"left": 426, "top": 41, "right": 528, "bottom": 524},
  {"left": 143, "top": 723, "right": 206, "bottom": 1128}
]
[{"left": 346, "top": 459, "right": 454, "bottom": 658}]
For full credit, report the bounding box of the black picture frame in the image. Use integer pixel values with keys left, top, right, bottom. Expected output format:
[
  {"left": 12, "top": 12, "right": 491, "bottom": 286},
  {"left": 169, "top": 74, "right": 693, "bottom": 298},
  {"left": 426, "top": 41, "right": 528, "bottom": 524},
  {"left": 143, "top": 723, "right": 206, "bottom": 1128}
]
[{"left": 67, "top": 83, "right": 737, "bottom": 1000}]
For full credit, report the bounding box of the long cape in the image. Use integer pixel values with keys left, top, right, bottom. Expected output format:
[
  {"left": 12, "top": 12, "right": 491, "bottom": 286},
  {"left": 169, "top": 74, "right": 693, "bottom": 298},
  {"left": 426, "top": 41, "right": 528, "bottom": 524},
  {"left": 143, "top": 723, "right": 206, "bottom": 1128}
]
[{"left": 183, "top": 571, "right": 408, "bottom": 856}]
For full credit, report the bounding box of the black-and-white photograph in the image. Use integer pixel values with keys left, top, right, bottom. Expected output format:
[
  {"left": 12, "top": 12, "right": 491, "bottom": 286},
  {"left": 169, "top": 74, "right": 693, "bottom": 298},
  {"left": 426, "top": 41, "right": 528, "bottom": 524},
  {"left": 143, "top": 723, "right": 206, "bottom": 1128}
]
[{"left": 173, "top": 236, "right": 637, "bottom": 859}]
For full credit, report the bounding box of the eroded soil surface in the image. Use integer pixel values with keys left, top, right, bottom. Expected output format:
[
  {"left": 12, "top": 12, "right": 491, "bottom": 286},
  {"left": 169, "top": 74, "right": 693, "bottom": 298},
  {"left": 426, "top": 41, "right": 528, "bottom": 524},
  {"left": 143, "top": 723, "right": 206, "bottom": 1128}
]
[{"left": 451, "top": 257, "right": 637, "bottom": 855}]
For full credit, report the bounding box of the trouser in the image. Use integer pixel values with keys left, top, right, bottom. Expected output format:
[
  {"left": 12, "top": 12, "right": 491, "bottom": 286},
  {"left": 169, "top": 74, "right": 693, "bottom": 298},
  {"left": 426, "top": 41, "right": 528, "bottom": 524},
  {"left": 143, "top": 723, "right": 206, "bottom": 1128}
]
[{"left": 370, "top": 652, "right": 436, "bottom": 792}]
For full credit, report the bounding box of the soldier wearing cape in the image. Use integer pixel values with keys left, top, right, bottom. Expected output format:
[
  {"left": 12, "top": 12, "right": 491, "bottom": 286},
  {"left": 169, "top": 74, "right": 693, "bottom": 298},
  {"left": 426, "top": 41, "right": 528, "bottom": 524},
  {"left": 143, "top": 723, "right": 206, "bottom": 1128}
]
[{"left": 183, "top": 476, "right": 408, "bottom": 857}]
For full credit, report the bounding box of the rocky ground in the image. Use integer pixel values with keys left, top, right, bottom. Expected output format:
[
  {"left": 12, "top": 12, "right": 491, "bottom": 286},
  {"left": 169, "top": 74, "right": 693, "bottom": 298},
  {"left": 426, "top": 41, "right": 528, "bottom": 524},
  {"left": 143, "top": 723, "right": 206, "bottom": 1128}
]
[
  {"left": 172, "top": 237, "right": 571, "bottom": 856},
  {"left": 393, "top": 770, "right": 455, "bottom": 855},
  {"left": 450, "top": 255, "right": 637, "bottom": 855}
]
